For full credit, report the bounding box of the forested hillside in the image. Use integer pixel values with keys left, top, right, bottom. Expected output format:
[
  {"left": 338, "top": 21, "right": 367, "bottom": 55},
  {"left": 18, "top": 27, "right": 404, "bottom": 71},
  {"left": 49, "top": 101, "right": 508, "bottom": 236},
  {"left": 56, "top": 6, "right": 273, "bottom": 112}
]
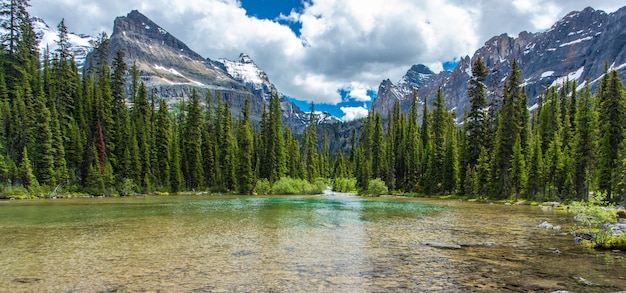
[{"left": 1, "top": 1, "right": 626, "bottom": 204}]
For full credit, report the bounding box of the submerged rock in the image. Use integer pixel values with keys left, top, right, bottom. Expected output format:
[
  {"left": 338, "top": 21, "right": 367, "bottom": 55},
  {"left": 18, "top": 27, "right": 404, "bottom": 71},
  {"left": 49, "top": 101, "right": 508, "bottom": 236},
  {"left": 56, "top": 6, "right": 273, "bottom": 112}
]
[
  {"left": 538, "top": 221, "right": 561, "bottom": 230},
  {"left": 423, "top": 242, "right": 462, "bottom": 249}
]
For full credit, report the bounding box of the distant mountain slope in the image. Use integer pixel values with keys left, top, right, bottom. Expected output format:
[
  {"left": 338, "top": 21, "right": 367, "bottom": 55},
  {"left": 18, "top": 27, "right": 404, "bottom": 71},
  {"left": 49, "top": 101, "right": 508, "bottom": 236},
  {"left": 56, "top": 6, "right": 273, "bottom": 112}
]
[
  {"left": 32, "top": 17, "right": 94, "bottom": 69},
  {"left": 372, "top": 6, "right": 626, "bottom": 119}
]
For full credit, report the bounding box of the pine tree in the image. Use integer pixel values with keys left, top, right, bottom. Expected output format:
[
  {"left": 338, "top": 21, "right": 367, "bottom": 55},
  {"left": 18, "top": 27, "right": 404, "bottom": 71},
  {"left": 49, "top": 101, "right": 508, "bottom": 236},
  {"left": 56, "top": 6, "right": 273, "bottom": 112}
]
[
  {"left": 219, "top": 99, "right": 237, "bottom": 191},
  {"left": 597, "top": 71, "right": 626, "bottom": 201},
  {"left": 526, "top": 131, "right": 545, "bottom": 200},
  {"left": 155, "top": 99, "right": 171, "bottom": 190},
  {"left": 110, "top": 50, "right": 129, "bottom": 178},
  {"left": 509, "top": 133, "right": 527, "bottom": 199},
  {"left": 237, "top": 98, "right": 254, "bottom": 193},
  {"left": 404, "top": 92, "right": 421, "bottom": 191},
  {"left": 169, "top": 118, "right": 183, "bottom": 192},
  {"left": 182, "top": 89, "right": 204, "bottom": 190},
  {"left": 573, "top": 86, "right": 598, "bottom": 199},
  {"left": 29, "top": 94, "right": 55, "bottom": 186},
  {"left": 492, "top": 60, "right": 526, "bottom": 198},
  {"left": 371, "top": 112, "right": 387, "bottom": 181},
  {"left": 131, "top": 82, "right": 152, "bottom": 191},
  {"left": 303, "top": 103, "right": 319, "bottom": 182},
  {"left": 466, "top": 57, "right": 488, "bottom": 167},
  {"left": 18, "top": 146, "right": 38, "bottom": 190}
]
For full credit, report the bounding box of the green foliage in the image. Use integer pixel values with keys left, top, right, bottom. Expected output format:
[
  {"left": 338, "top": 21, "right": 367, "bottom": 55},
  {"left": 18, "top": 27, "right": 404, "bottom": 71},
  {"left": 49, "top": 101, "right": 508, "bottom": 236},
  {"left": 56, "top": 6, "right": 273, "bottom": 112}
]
[
  {"left": 569, "top": 192, "right": 625, "bottom": 250},
  {"left": 271, "top": 177, "right": 324, "bottom": 195},
  {"left": 570, "top": 192, "right": 617, "bottom": 234},
  {"left": 119, "top": 178, "right": 138, "bottom": 196},
  {"left": 254, "top": 178, "right": 271, "bottom": 195},
  {"left": 364, "top": 178, "right": 388, "bottom": 196},
  {"left": 332, "top": 177, "right": 357, "bottom": 193}
]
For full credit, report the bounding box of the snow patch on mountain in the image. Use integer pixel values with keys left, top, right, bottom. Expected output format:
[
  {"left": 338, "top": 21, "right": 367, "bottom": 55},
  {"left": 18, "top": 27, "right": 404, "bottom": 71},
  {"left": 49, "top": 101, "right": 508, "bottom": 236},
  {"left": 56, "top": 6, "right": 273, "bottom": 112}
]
[
  {"left": 551, "top": 66, "right": 585, "bottom": 87},
  {"left": 31, "top": 17, "right": 94, "bottom": 69},
  {"left": 219, "top": 53, "right": 271, "bottom": 93}
]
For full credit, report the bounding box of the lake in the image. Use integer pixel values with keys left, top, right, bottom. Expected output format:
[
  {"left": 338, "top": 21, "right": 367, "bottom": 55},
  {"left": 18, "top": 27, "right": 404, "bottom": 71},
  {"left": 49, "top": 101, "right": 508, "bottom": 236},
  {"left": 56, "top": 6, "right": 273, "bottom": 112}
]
[{"left": 0, "top": 195, "right": 625, "bottom": 292}]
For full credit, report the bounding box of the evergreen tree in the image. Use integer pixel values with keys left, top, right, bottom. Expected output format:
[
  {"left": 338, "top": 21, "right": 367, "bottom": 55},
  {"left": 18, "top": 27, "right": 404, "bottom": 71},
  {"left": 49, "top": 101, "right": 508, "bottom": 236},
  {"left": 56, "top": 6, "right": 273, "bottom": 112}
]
[
  {"left": 466, "top": 57, "right": 488, "bottom": 167},
  {"left": 597, "top": 71, "right": 626, "bottom": 201},
  {"left": 182, "top": 89, "right": 204, "bottom": 190},
  {"left": 303, "top": 103, "right": 319, "bottom": 182},
  {"left": 131, "top": 82, "right": 152, "bottom": 191},
  {"left": 236, "top": 98, "right": 254, "bottom": 193},
  {"left": 155, "top": 99, "right": 171, "bottom": 190},
  {"left": 371, "top": 112, "right": 387, "bottom": 180},
  {"left": 169, "top": 118, "right": 183, "bottom": 192},
  {"left": 492, "top": 60, "right": 526, "bottom": 198},
  {"left": 404, "top": 92, "right": 421, "bottom": 191},
  {"left": 573, "top": 86, "right": 598, "bottom": 199},
  {"left": 18, "top": 146, "right": 37, "bottom": 190},
  {"left": 29, "top": 94, "right": 55, "bottom": 186},
  {"left": 110, "top": 49, "right": 129, "bottom": 178},
  {"left": 219, "top": 99, "right": 237, "bottom": 191},
  {"left": 509, "top": 133, "right": 527, "bottom": 199}
]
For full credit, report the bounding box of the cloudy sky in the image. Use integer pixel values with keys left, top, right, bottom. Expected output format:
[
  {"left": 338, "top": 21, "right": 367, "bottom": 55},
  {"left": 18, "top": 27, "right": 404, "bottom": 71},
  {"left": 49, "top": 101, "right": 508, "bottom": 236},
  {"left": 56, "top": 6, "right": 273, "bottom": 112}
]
[{"left": 29, "top": 0, "right": 624, "bottom": 120}]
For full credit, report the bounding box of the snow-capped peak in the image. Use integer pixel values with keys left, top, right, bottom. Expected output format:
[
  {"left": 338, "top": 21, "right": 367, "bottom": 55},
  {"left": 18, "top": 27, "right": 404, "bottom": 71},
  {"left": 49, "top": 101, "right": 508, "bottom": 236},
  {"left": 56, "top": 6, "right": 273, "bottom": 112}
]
[
  {"left": 31, "top": 17, "right": 95, "bottom": 69},
  {"left": 219, "top": 53, "right": 275, "bottom": 100}
]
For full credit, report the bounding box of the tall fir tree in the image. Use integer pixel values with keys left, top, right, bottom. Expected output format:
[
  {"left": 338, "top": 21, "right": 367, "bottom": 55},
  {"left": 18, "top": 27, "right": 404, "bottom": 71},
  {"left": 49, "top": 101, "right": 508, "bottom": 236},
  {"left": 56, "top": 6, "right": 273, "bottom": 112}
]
[
  {"left": 182, "top": 89, "right": 204, "bottom": 190},
  {"left": 466, "top": 57, "right": 488, "bottom": 168},
  {"left": 597, "top": 71, "right": 626, "bottom": 201},
  {"left": 237, "top": 98, "right": 255, "bottom": 194}
]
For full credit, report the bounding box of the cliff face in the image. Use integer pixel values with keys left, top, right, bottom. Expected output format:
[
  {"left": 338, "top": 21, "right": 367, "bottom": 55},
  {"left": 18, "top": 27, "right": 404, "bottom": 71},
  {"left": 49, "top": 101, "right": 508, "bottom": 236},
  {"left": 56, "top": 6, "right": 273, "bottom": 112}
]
[{"left": 372, "top": 6, "right": 626, "bottom": 119}]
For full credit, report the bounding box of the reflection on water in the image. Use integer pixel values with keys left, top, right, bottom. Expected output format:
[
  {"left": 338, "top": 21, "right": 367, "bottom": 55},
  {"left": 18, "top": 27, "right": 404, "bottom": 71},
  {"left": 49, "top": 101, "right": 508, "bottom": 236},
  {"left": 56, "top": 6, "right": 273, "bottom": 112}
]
[{"left": 0, "top": 196, "right": 625, "bottom": 292}]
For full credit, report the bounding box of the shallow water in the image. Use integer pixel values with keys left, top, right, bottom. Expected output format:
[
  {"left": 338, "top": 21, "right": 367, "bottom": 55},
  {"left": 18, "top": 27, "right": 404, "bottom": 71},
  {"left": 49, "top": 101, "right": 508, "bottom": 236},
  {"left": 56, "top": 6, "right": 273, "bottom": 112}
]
[{"left": 0, "top": 195, "right": 624, "bottom": 292}]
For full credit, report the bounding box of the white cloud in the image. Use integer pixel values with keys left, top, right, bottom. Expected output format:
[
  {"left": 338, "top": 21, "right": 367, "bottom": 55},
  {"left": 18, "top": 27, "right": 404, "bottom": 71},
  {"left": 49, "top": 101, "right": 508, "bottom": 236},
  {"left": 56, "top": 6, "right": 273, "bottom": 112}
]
[
  {"left": 28, "top": 0, "right": 624, "bottom": 105},
  {"left": 345, "top": 82, "right": 373, "bottom": 102},
  {"left": 340, "top": 106, "right": 369, "bottom": 122}
]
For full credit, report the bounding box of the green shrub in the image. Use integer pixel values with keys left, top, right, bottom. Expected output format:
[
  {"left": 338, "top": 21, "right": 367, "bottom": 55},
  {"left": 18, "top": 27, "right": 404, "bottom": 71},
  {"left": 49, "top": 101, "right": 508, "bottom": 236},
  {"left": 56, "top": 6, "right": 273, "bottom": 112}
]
[
  {"left": 569, "top": 192, "right": 623, "bottom": 250},
  {"left": 271, "top": 177, "right": 324, "bottom": 195},
  {"left": 570, "top": 192, "right": 617, "bottom": 234},
  {"left": 364, "top": 178, "right": 388, "bottom": 196},
  {"left": 119, "top": 178, "right": 138, "bottom": 196},
  {"left": 255, "top": 178, "right": 271, "bottom": 195},
  {"left": 332, "top": 177, "right": 357, "bottom": 193}
]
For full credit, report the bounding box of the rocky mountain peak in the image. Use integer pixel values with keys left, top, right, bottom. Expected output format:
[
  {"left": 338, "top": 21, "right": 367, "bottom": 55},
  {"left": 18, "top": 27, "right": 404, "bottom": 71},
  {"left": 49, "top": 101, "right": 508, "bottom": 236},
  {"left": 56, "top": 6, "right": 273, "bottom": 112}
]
[
  {"left": 113, "top": 10, "right": 204, "bottom": 61},
  {"left": 238, "top": 53, "right": 255, "bottom": 64}
]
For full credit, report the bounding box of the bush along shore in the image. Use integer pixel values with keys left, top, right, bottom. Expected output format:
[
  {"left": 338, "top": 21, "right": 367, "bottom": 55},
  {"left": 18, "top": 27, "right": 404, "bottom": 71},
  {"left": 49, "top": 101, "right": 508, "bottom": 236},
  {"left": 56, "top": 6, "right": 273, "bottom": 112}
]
[{"left": 568, "top": 193, "right": 626, "bottom": 250}]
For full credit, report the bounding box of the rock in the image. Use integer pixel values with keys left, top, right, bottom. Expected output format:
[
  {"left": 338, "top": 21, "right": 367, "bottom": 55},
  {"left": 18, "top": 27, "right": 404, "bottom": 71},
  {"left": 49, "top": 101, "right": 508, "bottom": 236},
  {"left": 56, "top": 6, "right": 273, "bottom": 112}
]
[
  {"left": 572, "top": 276, "right": 593, "bottom": 286},
  {"left": 12, "top": 278, "right": 41, "bottom": 283},
  {"left": 538, "top": 221, "right": 554, "bottom": 229},
  {"left": 231, "top": 250, "right": 255, "bottom": 257},
  {"left": 423, "top": 242, "right": 462, "bottom": 249}
]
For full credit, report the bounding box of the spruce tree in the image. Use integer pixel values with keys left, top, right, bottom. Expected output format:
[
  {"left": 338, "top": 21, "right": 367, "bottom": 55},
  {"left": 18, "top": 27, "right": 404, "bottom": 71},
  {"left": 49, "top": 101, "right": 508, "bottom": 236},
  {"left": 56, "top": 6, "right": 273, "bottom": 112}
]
[
  {"left": 110, "top": 50, "right": 129, "bottom": 177},
  {"left": 573, "top": 86, "right": 598, "bottom": 199},
  {"left": 597, "top": 71, "right": 626, "bottom": 201},
  {"left": 182, "top": 89, "right": 204, "bottom": 190},
  {"left": 237, "top": 98, "right": 254, "bottom": 193},
  {"left": 466, "top": 57, "right": 488, "bottom": 167},
  {"left": 18, "top": 146, "right": 38, "bottom": 190},
  {"left": 154, "top": 99, "right": 171, "bottom": 190}
]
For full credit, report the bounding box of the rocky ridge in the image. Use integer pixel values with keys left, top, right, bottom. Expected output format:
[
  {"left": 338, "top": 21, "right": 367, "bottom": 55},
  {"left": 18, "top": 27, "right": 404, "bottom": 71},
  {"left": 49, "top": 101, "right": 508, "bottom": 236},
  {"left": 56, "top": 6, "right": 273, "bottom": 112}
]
[{"left": 372, "top": 6, "right": 626, "bottom": 119}]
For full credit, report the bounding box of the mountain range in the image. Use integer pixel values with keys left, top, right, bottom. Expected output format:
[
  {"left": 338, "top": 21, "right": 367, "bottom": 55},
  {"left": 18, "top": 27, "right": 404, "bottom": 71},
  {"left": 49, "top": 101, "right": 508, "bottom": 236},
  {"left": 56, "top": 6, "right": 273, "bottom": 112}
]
[
  {"left": 33, "top": 11, "right": 338, "bottom": 133},
  {"left": 33, "top": 6, "right": 626, "bottom": 129},
  {"left": 372, "top": 6, "right": 626, "bottom": 119}
]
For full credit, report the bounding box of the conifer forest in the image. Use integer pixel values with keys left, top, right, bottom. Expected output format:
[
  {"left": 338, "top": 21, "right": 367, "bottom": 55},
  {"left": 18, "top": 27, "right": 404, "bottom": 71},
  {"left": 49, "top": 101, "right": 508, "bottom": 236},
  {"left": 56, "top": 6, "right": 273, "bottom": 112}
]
[{"left": 1, "top": 1, "right": 626, "bottom": 204}]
